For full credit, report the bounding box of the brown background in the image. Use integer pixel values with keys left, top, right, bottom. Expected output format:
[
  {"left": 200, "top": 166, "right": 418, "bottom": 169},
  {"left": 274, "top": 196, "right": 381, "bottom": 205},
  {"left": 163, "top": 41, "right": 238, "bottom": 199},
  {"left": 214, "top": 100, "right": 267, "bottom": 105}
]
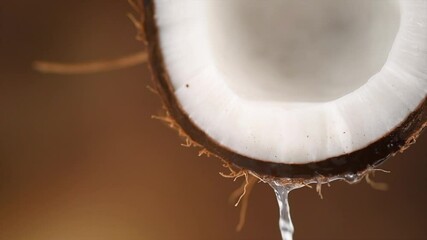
[{"left": 1, "top": 1, "right": 426, "bottom": 239}]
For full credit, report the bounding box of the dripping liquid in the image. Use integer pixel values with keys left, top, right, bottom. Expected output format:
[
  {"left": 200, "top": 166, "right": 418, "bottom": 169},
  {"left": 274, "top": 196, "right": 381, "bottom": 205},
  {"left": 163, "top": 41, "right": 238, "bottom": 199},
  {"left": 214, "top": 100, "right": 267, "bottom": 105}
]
[
  {"left": 266, "top": 172, "right": 365, "bottom": 240},
  {"left": 269, "top": 181, "right": 303, "bottom": 240}
]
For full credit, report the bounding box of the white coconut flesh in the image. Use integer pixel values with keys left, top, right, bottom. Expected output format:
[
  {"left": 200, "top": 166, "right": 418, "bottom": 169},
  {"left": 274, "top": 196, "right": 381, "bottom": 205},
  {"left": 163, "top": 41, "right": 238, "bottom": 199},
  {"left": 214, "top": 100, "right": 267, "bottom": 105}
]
[{"left": 153, "top": 0, "right": 427, "bottom": 164}]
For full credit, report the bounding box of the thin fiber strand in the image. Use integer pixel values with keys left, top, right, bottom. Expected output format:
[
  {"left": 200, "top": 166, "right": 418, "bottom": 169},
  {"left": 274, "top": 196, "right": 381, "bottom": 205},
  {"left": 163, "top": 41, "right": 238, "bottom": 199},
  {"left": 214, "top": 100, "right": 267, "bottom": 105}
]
[{"left": 34, "top": 51, "right": 147, "bottom": 75}]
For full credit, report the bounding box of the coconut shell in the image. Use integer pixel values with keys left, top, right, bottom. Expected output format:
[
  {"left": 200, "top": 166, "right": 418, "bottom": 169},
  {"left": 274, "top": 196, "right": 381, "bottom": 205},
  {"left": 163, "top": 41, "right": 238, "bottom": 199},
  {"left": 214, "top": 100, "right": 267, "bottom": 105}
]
[{"left": 141, "top": 0, "right": 427, "bottom": 179}]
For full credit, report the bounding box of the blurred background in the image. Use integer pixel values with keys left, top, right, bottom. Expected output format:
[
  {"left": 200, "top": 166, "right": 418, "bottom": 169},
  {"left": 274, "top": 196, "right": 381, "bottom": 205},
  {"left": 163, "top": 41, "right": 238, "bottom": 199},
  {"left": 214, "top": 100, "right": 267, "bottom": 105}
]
[{"left": 1, "top": 1, "right": 426, "bottom": 239}]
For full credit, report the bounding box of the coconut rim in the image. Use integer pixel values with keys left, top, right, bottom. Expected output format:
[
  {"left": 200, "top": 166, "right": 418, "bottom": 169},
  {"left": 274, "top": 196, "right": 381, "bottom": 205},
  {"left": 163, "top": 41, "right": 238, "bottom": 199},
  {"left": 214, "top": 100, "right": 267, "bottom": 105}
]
[{"left": 141, "top": 0, "right": 427, "bottom": 179}]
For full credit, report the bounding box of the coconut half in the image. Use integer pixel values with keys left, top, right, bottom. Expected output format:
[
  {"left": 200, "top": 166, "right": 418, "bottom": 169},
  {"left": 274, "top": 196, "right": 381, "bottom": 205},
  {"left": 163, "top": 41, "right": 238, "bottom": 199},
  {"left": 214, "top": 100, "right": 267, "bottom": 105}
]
[{"left": 142, "top": 0, "right": 427, "bottom": 178}]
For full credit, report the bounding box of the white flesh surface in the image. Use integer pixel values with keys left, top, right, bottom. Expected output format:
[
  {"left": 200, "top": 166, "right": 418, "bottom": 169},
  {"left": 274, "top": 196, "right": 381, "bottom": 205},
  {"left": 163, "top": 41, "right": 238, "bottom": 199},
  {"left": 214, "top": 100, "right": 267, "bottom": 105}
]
[{"left": 154, "top": 0, "right": 427, "bottom": 164}]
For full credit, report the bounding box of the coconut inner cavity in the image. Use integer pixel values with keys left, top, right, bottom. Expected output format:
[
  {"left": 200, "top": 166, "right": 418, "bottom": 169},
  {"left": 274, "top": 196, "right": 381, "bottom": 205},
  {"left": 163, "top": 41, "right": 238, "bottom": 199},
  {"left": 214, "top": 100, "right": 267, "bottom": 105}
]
[{"left": 208, "top": 0, "right": 401, "bottom": 102}]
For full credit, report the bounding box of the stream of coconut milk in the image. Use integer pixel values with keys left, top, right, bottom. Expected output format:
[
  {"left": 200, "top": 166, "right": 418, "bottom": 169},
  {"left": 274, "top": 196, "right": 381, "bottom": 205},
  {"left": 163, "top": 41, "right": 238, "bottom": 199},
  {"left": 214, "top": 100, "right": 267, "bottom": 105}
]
[{"left": 267, "top": 173, "right": 365, "bottom": 240}]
